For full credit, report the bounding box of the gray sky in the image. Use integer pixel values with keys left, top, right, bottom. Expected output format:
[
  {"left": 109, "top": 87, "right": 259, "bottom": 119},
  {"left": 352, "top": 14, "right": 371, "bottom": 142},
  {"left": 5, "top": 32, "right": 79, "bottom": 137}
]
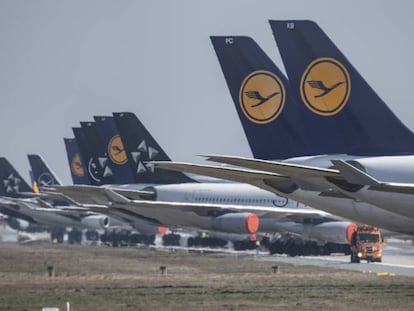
[{"left": 1, "top": 0, "right": 414, "bottom": 185}]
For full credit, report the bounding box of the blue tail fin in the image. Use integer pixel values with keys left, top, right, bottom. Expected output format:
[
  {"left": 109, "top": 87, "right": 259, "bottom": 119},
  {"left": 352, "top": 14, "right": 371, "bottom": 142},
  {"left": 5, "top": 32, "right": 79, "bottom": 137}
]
[
  {"left": 113, "top": 112, "right": 195, "bottom": 184},
  {"left": 0, "top": 157, "right": 33, "bottom": 196},
  {"left": 64, "top": 136, "right": 91, "bottom": 185},
  {"left": 72, "top": 126, "right": 103, "bottom": 185},
  {"left": 210, "top": 36, "right": 311, "bottom": 160},
  {"left": 80, "top": 121, "right": 116, "bottom": 185},
  {"left": 269, "top": 20, "right": 414, "bottom": 156},
  {"left": 93, "top": 115, "right": 135, "bottom": 184},
  {"left": 64, "top": 137, "right": 90, "bottom": 185},
  {"left": 27, "top": 154, "right": 61, "bottom": 187}
]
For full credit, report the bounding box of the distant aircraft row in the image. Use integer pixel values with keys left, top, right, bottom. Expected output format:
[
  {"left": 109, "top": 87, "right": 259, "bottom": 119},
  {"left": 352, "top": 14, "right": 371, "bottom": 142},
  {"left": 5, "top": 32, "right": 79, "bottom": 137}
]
[{"left": 1, "top": 20, "right": 413, "bottom": 253}]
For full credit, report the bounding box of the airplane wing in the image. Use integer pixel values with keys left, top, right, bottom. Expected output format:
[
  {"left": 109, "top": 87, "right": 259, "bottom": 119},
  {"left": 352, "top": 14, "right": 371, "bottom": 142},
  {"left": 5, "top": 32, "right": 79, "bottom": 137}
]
[
  {"left": 152, "top": 161, "right": 297, "bottom": 195},
  {"left": 203, "top": 155, "right": 340, "bottom": 178},
  {"left": 44, "top": 185, "right": 154, "bottom": 205},
  {"left": 151, "top": 161, "right": 287, "bottom": 182},
  {"left": 153, "top": 158, "right": 337, "bottom": 193},
  {"left": 332, "top": 160, "right": 414, "bottom": 195},
  {"left": 0, "top": 197, "right": 98, "bottom": 225},
  {"left": 101, "top": 187, "right": 339, "bottom": 223},
  {"left": 203, "top": 155, "right": 341, "bottom": 191},
  {"left": 45, "top": 185, "right": 339, "bottom": 228}
]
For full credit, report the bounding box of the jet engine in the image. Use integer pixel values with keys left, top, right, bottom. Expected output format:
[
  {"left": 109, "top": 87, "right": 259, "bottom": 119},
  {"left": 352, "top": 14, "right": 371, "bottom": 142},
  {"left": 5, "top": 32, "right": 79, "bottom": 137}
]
[
  {"left": 212, "top": 213, "right": 259, "bottom": 234},
  {"left": 307, "top": 221, "right": 357, "bottom": 244},
  {"left": 81, "top": 215, "right": 110, "bottom": 230}
]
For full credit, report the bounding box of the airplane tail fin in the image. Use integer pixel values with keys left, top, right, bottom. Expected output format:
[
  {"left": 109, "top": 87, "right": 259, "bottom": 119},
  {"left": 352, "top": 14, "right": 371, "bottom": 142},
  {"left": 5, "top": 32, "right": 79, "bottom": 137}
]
[
  {"left": 0, "top": 157, "right": 33, "bottom": 197},
  {"left": 93, "top": 116, "right": 135, "bottom": 184},
  {"left": 80, "top": 121, "right": 116, "bottom": 185},
  {"left": 27, "top": 154, "right": 62, "bottom": 187},
  {"left": 72, "top": 125, "right": 110, "bottom": 186},
  {"left": 210, "top": 36, "right": 311, "bottom": 160},
  {"left": 269, "top": 20, "right": 414, "bottom": 155},
  {"left": 113, "top": 112, "right": 195, "bottom": 184},
  {"left": 63, "top": 137, "right": 91, "bottom": 185}
]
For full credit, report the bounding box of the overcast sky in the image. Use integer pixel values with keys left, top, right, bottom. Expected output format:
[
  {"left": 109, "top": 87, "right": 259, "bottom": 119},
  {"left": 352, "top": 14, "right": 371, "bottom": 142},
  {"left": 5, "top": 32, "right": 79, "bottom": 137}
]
[{"left": 1, "top": 0, "right": 414, "bottom": 184}]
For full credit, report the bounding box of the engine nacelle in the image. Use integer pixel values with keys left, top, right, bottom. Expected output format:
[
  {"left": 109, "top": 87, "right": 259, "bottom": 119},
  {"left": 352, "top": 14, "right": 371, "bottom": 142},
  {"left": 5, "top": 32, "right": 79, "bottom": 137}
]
[
  {"left": 308, "top": 221, "right": 357, "bottom": 244},
  {"left": 212, "top": 213, "right": 259, "bottom": 234},
  {"left": 81, "top": 215, "right": 110, "bottom": 230}
]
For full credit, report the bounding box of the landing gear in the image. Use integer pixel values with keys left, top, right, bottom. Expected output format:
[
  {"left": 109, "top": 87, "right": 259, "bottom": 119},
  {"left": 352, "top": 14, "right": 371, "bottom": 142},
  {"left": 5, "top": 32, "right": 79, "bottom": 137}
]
[
  {"left": 187, "top": 236, "right": 227, "bottom": 248},
  {"left": 350, "top": 253, "right": 360, "bottom": 263},
  {"left": 50, "top": 228, "right": 64, "bottom": 244},
  {"left": 162, "top": 233, "right": 181, "bottom": 246},
  {"left": 68, "top": 229, "right": 82, "bottom": 244},
  {"left": 269, "top": 237, "right": 351, "bottom": 257}
]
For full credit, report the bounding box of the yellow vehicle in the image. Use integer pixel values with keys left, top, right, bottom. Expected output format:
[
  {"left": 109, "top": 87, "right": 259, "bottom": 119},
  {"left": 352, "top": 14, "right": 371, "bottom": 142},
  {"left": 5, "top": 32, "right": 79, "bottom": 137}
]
[{"left": 350, "top": 225, "right": 382, "bottom": 263}]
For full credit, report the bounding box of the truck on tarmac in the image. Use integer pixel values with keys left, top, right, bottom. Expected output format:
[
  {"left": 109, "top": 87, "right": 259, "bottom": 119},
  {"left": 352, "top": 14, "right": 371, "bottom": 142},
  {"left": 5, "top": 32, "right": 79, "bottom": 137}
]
[{"left": 350, "top": 225, "right": 382, "bottom": 263}]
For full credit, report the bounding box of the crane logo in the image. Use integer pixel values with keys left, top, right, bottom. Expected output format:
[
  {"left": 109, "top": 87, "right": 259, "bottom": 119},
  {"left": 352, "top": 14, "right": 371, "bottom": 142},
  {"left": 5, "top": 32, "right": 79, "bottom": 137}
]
[
  {"left": 71, "top": 153, "right": 85, "bottom": 177},
  {"left": 300, "top": 57, "right": 351, "bottom": 116},
  {"left": 108, "top": 135, "right": 127, "bottom": 165},
  {"left": 38, "top": 173, "right": 55, "bottom": 187},
  {"left": 239, "top": 70, "right": 285, "bottom": 124}
]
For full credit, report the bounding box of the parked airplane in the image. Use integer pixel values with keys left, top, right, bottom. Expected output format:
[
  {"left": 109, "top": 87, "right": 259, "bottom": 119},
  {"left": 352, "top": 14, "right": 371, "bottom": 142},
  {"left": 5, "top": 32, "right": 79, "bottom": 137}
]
[
  {"left": 30, "top": 151, "right": 169, "bottom": 237},
  {"left": 43, "top": 112, "right": 357, "bottom": 249},
  {"left": 265, "top": 20, "right": 414, "bottom": 221},
  {"left": 51, "top": 115, "right": 260, "bottom": 236},
  {"left": 0, "top": 157, "right": 110, "bottom": 232},
  {"left": 151, "top": 31, "right": 414, "bottom": 235}
]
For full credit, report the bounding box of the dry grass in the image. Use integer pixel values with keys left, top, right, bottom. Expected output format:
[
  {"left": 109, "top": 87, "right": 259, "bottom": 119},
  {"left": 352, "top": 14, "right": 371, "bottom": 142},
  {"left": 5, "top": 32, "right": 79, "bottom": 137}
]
[{"left": 0, "top": 243, "right": 413, "bottom": 310}]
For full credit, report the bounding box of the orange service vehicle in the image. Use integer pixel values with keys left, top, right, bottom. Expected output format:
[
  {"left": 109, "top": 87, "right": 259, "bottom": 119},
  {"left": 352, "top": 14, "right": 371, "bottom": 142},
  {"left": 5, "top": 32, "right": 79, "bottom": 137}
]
[{"left": 350, "top": 225, "right": 382, "bottom": 263}]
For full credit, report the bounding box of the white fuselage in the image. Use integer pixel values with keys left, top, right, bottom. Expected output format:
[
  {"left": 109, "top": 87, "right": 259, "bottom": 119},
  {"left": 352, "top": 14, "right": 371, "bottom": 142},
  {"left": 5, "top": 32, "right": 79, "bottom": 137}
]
[
  {"left": 101, "top": 181, "right": 353, "bottom": 242},
  {"left": 140, "top": 182, "right": 354, "bottom": 243},
  {"left": 152, "top": 182, "right": 300, "bottom": 208},
  {"left": 331, "top": 155, "right": 414, "bottom": 219},
  {"left": 277, "top": 155, "right": 414, "bottom": 235}
]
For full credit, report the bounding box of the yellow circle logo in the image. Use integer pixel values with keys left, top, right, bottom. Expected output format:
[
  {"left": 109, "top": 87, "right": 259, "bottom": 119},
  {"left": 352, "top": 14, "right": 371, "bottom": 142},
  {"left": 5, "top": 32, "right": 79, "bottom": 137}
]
[
  {"left": 108, "top": 135, "right": 127, "bottom": 165},
  {"left": 300, "top": 57, "right": 351, "bottom": 116},
  {"left": 239, "top": 70, "right": 285, "bottom": 124},
  {"left": 71, "top": 153, "right": 84, "bottom": 177}
]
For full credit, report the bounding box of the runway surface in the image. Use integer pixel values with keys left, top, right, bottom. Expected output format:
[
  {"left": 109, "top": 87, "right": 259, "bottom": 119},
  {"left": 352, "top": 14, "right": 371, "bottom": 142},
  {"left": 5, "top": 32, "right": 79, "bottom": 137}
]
[
  {"left": 159, "top": 241, "right": 414, "bottom": 277},
  {"left": 2, "top": 223, "right": 414, "bottom": 277},
  {"left": 254, "top": 242, "right": 414, "bottom": 277}
]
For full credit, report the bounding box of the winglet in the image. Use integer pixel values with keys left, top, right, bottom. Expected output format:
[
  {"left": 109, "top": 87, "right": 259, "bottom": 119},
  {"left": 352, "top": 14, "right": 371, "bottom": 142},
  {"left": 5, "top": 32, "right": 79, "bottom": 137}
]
[{"left": 331, "top": 160, "right": 379, "bottom": 186}]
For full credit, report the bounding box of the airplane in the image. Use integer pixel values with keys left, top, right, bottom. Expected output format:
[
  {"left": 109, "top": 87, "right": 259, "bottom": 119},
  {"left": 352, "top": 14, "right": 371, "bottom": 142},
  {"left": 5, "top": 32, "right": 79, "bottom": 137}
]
[
  {"left": 0, "top": 157, "right": 111, "bottom": 235},
  {"left": 42, "top": 112, "right": 359, "bottom": 252},
  {"left": 265, "top": 20, "right": 414, "bottom": 221},
  {"left": 150, "top": 31, "right": 414, "bottom": 236},
  {"left": 54, "top": 117, "right": 261, "bottom": 237},
  {"left": 31, "top": 149, "right": 169, "bottom": 238},
  {"left": 222, "top": 20, "right": 414, "bottom": 229}
]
